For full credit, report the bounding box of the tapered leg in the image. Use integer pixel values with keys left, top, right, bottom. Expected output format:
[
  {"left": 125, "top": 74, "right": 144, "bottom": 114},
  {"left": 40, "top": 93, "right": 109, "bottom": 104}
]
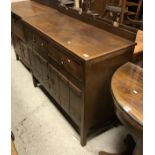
[
  {"left": 80, "top": 102, "right": 87, "bottom": 146},
  {"left": 32, "top": 75, "right": 39, "bottom": 87},
  {"left": 16, "top": 54, "right": 19, "bottom": 61},
  {"left": 11, "top": 131, "right": 15, "bottom": 141},
  {"left": 80, "top": 128, "right": 87, "bottom": 146},
  {"left": 99, "top": 151, "right": 122, "bottom": 155},
  {"left": 124, "top": 134, "right": 136, "bottom": 155},
  {"left": 99, "top": 134, "right": 136, "bottom": 155},
  {"left": 132, "top": 134, "right": 143, "bottom": 155}
]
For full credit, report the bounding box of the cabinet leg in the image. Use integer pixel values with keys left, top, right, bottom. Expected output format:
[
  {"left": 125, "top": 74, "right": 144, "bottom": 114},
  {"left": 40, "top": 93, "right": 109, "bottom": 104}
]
[
  {"left": 80, "top": 126, "right": 87, "bottom": 146},
  {"left": 80, "top": 133, "right": 87, "bottom": 146},
  {"left": 32, "top": 75, "right": 39, "bottom": 87},
  {"left": 124, "top": 134, "right": 136, "bottom": 155},
  {"left": 11, "top": 131, "right": 15, "bottom": 141},
  {"left": 98, "top": 134, "right": 136, "bottom": 155},
  {"left": 16, "top": 54, "right": 19, "bottom": 61},
  {"left": 80, "top": 102, "right": 87, "bottom": 146}
]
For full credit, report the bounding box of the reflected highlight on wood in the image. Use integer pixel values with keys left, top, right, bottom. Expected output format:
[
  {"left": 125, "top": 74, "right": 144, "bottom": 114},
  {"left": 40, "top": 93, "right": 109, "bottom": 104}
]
[{"left": 111, "top": 62, "right": 143, "bottom": 127}]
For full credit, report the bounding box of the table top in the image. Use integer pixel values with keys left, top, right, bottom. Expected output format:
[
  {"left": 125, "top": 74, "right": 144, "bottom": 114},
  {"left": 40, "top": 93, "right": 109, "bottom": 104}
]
[
  {"left": 11, "top": 1, "right": 135, "bottom": 61},
  {"left": 111, "top": 62, "right": 143, "bottom": 126}
]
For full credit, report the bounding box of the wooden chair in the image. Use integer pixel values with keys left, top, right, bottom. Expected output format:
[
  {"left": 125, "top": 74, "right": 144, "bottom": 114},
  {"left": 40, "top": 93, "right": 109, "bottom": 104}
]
[
  {"left": 120, "top": 0, "right": 143, "bottom": 23},
  {"left": 103, "top": 0, "right": 143, "bottom": 28}
]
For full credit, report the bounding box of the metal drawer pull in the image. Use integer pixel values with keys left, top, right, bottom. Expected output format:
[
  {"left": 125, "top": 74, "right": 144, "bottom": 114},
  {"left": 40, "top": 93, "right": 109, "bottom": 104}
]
[
  {"left": 67, "top": 59, "right": 71, "bottom": 63},
  {"left": 41, "top": 42, "right": 44, "bottom": 46}
]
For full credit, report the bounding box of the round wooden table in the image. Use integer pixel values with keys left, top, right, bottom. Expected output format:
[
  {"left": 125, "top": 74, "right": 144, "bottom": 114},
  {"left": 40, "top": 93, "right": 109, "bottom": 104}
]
[{"left": 99, "top": 62, "right": 143, "bottom": 155}]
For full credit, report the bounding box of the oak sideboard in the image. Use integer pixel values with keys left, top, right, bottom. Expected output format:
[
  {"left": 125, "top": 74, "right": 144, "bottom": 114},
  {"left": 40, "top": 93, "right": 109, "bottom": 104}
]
[{"left": 11, "top": 0, "right": 136, "bottom": 146}]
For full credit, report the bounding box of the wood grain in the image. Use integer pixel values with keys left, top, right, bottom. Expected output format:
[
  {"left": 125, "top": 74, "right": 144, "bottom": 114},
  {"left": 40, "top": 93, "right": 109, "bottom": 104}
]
[
  {"left": 11, "top": 0, "right": 136, "bottom": 146},
  {"left": 111, "top": 62, "right": 143, "bottom": 126},
  {"left": 12, "top": 1, "right": 135, "bottom": 61}
]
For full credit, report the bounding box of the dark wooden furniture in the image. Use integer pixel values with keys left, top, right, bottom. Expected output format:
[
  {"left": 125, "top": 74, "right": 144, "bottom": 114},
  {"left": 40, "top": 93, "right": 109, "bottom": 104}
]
[
  {"left": 11, "top": 0, "right": 136, "bottom": 146},
  {"left": 101, "top": 62, "right": 142, "bottom": 155}
]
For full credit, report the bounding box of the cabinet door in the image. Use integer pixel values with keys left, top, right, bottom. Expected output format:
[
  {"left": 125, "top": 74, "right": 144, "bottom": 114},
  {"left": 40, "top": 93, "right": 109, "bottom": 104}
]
[
  {"left": 69, "top": 82, "right": 83, "bottom": 127},
  {"left": 29, "top": 50, "right": 41, "bottom": 81},
  {"left": 20, "top": 42, "right": 30, "bottom": 67},
  {"left": 11, "top": 13, "right": 25, "bottom": 41},
  {"left": 59, "top": 73, "right": 70, "bottom": 114},
  {"left": 48, "top": 65, "right": 60, "bottom": 103},
  {"left": 39, "top": 55, "right": 49, "bottom": 89},
  {"left": 29, "top": 49, "right": 48, "bottom": 85},
  {"left": 12, "top": 35, "right": 22, "bottom": 58}
]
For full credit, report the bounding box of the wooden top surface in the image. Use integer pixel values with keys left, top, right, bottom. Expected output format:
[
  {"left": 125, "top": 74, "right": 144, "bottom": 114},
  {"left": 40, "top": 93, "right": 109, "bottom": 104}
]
[
  {"left": 134, "top": 30, "right": 143, "bottom": 55},
  {"left": 111, "top": 62, "right": 143, "bottom": 126},
  {"left": 11, "top": 1, "right": 135, "bottom": 61},
  {"left": 11, "top": 1, "right": 52, "bottom": 18}
]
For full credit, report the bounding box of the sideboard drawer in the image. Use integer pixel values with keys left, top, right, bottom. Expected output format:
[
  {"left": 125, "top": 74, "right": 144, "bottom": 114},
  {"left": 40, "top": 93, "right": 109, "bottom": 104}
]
[
  {"left": 33, "top": 32, "right": 48, "bottom": 52},
  {"left": 48, "top": 44, "right": 83, "bottom": 81},
  {"left": 64, "top": 55, "right": 83, "bottom": 82},
  {"left": 48, "top": 44, "right": 64, "bottom": 66},
  {"left": 25, "top": 27, "right": 33, "bottom": 47},
  {"left": 12, "top": 14, "right": 25, "bottom": 41}
]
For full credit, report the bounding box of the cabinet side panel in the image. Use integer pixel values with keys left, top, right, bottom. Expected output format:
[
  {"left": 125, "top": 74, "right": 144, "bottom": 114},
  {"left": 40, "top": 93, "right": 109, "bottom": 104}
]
[{"left": 84, "top": 47, "right": 134, "bottom": 131}]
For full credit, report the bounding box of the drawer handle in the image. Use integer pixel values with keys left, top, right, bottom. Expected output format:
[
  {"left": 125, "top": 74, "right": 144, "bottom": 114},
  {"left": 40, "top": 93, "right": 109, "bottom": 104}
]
[
  {"left": 41, "top": 42, "right": 44, "bottom": 46},
  {"left": 61, "top": 60, "right": 64, "bottom": 65},
  {"left": 61, "top": 57, "right": 64, "bottom": 65},
  {"left": 67, "top": 59, "right": 71, "bottom": 63}
]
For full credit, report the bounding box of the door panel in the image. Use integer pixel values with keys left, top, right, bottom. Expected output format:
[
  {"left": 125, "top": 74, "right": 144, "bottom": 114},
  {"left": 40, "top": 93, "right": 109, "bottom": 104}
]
[
  {"left": 12, "top": 35, "right": 23, "bottom": 58},
  {"left": 39, "top": 55, "right": 48, "bottom": 89},
  {"left": 48, "top": 65, "right": 60, "bottom": 103},
  {"left": 59, "top": 75, "right": 70, "bottom": 114},
  {"left": 20, "top": 41, "right": 30, "bottom": 67},
  {"left": 69, "top": 82, "right": 83, "bottom": 127},
  {"left": 29, "top": 50, "right": 43, "bottom": 81}
]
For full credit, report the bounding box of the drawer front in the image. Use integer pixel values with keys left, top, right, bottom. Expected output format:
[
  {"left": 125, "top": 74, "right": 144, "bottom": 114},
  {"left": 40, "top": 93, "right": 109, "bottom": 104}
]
[
  {"left": 25, "top": 27, "right": 48, "bottom": 59},
  {"left": 48, "top": 44, "right": 83, "bottom": 81},
  {"left": 11, "top": 14, "right": 25, "bottom": 41},
  {"left": 63, "top": 55, "right": 83, "bottom": 82},
  {"left": 33, "top": 32, "right": 48, "bottom": 52},
  {"left": 25, "top": 27, "right": 33, "bottom": 47},
  {"left": 48, "top": 44, "right": 64, "bottom": 66}
]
